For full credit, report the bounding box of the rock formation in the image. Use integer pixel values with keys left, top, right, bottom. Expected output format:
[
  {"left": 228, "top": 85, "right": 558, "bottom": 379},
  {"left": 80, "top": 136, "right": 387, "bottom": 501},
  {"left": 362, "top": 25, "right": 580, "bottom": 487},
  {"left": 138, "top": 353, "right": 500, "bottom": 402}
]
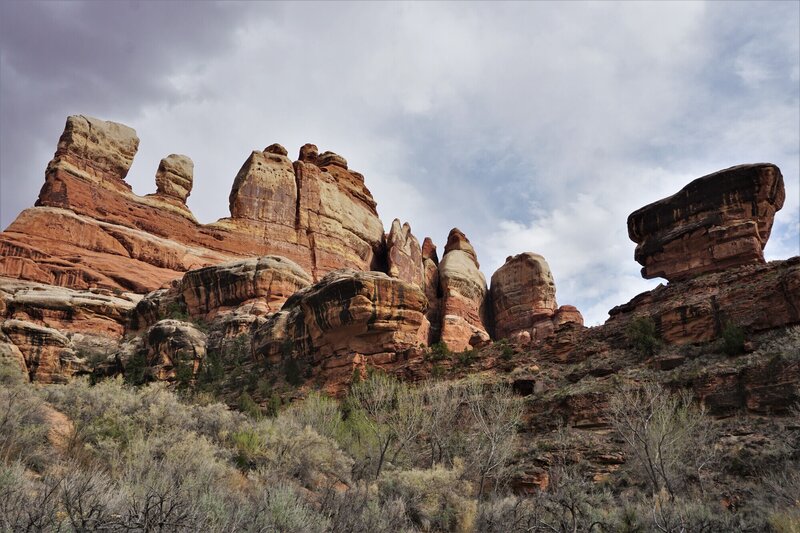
[
  {"left": 154, "top": 154, "right": 194, "bottom": 204},
  {"left": 141, "top": 319, "right": 207, "bottom": 382},
  {"left": 253, "top": 269, "right": 428, "bottom": 395},
  {"left": 628, "top": 163, "right": 785, "bottom": 282},
  {"left": 421, "top": 237, "right": 443, "bottom": 343},
  {"left": 0, "top": 115, "right": 385, "bottom": 292},
  {"left": 438, "top": 229, "right": 491, "bottom": 351},
  {"left": 491, "top": 253, "right": 583, "bottom": 343},
  {"left": 386, "top": 219, "right": 424, "bottom": 288}
]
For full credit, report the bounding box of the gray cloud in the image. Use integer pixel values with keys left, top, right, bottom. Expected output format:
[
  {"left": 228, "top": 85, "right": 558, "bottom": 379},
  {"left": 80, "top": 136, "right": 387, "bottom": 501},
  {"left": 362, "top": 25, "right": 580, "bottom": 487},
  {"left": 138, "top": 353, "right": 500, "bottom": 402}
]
[{"left": 1, "top": 1, "right": 797, "bottom": 326}]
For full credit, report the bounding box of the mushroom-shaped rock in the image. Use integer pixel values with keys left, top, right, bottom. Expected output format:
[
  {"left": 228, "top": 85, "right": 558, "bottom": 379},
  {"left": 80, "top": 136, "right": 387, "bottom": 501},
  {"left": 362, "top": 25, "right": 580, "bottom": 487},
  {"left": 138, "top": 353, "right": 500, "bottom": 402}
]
[
  {"left": 155, "top": 154, "right": 193, "bottom": 203},
  {"left": 386, "top": 219, "right": 424, "bottom": 288},
  {"left": 438, "top": 229, "right": 490, "bottom": 351},
  {"left": 628, "top": 163, "right": 785, "bottom": 282},
  {"left": 37, "top": 115, "right": 140, "bottom": 209}
]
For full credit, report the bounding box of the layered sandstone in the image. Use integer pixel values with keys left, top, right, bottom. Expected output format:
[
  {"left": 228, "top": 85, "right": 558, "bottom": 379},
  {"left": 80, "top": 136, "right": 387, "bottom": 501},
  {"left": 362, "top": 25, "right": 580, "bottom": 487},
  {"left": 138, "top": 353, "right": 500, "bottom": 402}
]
[
  {"left": 0, "top": 276, "right": 140, "bottom": 382},
  {"left": 0, "top": 115, "right": 386, "bottom": 293},
  {"left": 141, "top": 319, "right": 207, "bottom": 382},
  {"left": 438, "top": 229, "right": 491, "bottom": 351},
  {"left": 253, "top": 269, "right": 428, "bottom": 395},
  {"left": 386, "top": 219, "right": 424, "bottom": 288},
  {"left": 421, "top": 237, "right": 443, "bottom": 343},
  {"left": 628, "top": 163, "right": 785, "bottom": 282},
  {"left": 491, "top": 253, "right": 583, "bottom": 343}
]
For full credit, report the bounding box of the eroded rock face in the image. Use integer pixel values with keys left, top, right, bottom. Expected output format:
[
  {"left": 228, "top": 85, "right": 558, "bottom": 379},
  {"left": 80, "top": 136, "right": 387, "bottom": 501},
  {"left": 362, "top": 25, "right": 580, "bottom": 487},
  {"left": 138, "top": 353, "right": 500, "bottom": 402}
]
[
  {"left": 491, "top": 253, "right": 583, "bottom": 343},
  {"left": 422, "top": 237, "right": 442, "bottom": 343},
  {"left": 0, "top": 115, "right": 386, "bottom": 293},
  {"left": 181, "top": 256, "right": 312, "bottom": 318},
  {"left": 438, "top": 229, "right": 490, "bottom": 351},
  {"left": 386, "top": 219, "right": 424, "bottom": 288},
  {"left": 142, "top": 319, "right": 207, "bottom": 382},
  {"left": 253, "top": 269, "right": 428, "bottom": 395},
  {"left": 0, "top": 276, "right": 141, "bottom": 382},
  {"left": 628, "top": 164, "right": 785, "bottom": 282},
  {"left": 608, "top": 257, "right": 800, "bottom": 345},
  {"left": 155, "top": 154, "right": 193, "bottom": 203}
]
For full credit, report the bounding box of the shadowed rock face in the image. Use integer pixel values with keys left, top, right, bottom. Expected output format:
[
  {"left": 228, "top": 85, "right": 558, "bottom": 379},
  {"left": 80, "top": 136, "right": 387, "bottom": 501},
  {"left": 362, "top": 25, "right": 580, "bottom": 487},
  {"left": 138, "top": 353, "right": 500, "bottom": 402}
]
[
  {"left": 0, "top": 115, "right": 385, "bottom": 292},
  {"left": 628, "top": 163, "right": 785, "bottom": 282},
  {"left": 253, "top": 269, "right": 428, "bottom": 395}
]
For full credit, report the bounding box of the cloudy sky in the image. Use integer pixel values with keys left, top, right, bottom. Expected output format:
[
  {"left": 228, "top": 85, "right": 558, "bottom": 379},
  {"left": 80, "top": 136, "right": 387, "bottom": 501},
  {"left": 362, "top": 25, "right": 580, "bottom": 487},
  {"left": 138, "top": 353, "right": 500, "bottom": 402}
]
[{"left": 1, "top": 1, "right": 798, "bottom": 325}]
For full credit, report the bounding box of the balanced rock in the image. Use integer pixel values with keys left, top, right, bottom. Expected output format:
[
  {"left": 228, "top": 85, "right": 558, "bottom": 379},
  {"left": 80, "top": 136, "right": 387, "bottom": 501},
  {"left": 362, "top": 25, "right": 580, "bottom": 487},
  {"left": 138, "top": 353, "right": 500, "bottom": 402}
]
[
  {"left": 438, "top": 228, "right": 490, "bottom": 351},
  {"left": 628, "top": 163, "right": 785, "bottom": 282},
  {"left": 386, "top": 219, "right": 424, "bottom": 288},
  {"left": 254, "top": 269, "right": 428, "bottom": 395},
  {"left": 155, "top": 154, "right": 194, "bottom": 203}
]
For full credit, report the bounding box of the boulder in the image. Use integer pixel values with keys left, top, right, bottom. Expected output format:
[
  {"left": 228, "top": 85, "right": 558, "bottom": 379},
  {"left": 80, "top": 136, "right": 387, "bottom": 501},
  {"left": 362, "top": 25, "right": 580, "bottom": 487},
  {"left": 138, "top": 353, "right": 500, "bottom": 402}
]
[
  {"left": 155, "top": 154, "right": 193, "bottom": 203},
  {"left": 628, "top": 163, "right": 785, "bottom": 282},
  {"left": 438, "top": 229, "right": 490, "bottom": 351},
  {"left": 141, "top": 319, "right": 207, "bottom": 382},
  {"left": 1, "top": 319, "right": 83, "bottom": 383}
]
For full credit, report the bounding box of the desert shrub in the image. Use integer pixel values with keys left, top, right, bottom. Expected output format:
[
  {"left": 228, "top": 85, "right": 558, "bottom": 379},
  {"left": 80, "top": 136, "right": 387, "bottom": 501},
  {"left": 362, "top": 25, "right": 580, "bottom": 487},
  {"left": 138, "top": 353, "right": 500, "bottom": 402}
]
[
  {"left": 428, "top": 341, "right": 451, "bottom": 362},
  {"left": 497, "top": 339, "right": 515, "bottom": 361},
  {"left": 609, "top": 381, "right": 715, "bottom": 499},
  {"left": 59, "top": 462, "right": 122, "bottom": 531},
  {"left": 722, "top": 323, "right": 746, "bottom": 355},
  {"left": 463, "top": 379, "right": 524, "bottom": 497},
  {"left": 0, "top": 384, "right": 49, "bottom": 469},
  {"left": 0, "top": 462, "right": 61, "bottom": 532},
  {"left": 378, "top": 463, "right": 476, "bottom": 532},
  {"left": 234, "top": 418, "right": 353, "bottom": 489},
  {"left": 246, "top": 483, "right": 330, "bottom": 533},
  {"left": 123, "top": 349, "right": 150, "bottom": 385},
  {"left": 321, "top": 483, "right": 411, "bottom": 533},
  {"left": 625, "top": 316, "right": 662, "bottom": 357},
  {"left": 458, "top": 349, "right": 477, "bottom": 367},
  {"left": 238, "top": 391, "right": 263, "bottom": 419},
  {"left": 282, "top": 391, "right": 342, "bottom": 440},
  {"left": 165, "top": 301, "right": 189, "bottom": 321}
]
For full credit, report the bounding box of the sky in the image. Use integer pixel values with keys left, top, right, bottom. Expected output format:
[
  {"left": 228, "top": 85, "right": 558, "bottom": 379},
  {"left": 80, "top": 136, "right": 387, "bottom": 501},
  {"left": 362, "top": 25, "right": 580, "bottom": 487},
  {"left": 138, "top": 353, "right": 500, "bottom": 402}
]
[{"left": 1, "top": 1, "right": 798, "bottom": 326}]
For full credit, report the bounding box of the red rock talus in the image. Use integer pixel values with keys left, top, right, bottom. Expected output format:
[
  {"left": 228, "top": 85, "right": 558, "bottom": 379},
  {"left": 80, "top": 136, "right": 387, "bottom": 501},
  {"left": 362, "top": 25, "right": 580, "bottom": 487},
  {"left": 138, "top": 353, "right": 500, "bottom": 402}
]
[
  {"left": 628, "top": 163, "right": 785, "bottom": 282},
  {"left": 253, "top": 269, "right": 428, "bottom": 395},
  {"left": 490, "top": 253, "right": 583, "bottom": 343},
  {"left": 0, "top": 115, "right": 386, "bottom": 293},
  {"left": 438, "top": 229, "right": 491, "bottom": 351}
]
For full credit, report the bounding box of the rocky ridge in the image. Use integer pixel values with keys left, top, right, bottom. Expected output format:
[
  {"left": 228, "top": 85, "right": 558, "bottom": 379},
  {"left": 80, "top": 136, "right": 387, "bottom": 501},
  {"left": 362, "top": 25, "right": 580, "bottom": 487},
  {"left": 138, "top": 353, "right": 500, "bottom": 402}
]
[{"left": 0, "top": 115, "right": 796, "bottom": 406}]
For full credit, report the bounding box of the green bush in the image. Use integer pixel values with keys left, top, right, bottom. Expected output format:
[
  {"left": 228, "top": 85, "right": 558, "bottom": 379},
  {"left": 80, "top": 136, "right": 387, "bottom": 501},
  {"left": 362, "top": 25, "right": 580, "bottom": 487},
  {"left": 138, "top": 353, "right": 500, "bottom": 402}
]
[
  {"left": 722, "top": 323, "right": 746, "bottom": 355},
  {"left": 427, "top": 341, "right": 451, "bottom": 362},
  {"left": 284, "top": 357, "right": 303, "bottom": 386},
  {"left": 626, "top": 316, "right": 662, "bottom": 357},
  {"left": 238, "top": 392, "right": 263, "bottom": 419}
]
